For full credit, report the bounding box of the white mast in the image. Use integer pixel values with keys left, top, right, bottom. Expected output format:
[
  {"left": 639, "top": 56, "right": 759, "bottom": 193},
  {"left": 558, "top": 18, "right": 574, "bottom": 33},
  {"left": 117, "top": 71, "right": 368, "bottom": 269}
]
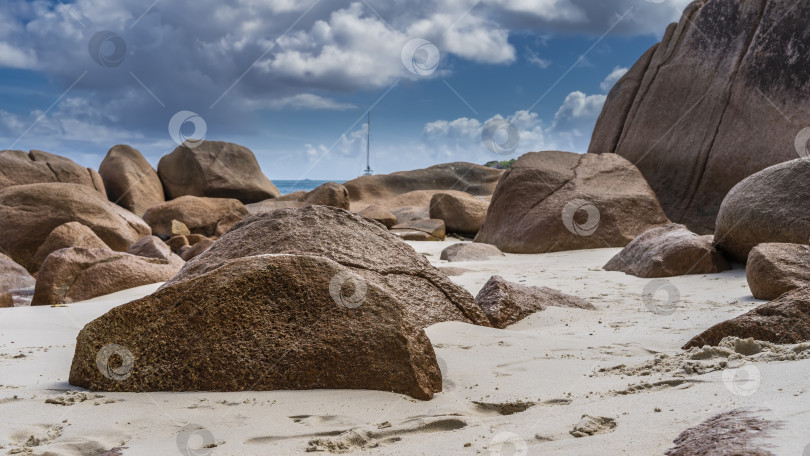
[{"left": 363, "top": 112, "right": 373, "bottom": 176}]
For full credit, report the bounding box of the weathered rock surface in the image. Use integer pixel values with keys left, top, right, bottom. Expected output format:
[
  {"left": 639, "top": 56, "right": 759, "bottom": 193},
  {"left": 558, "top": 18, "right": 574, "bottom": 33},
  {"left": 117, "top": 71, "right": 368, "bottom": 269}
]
[
  {"left": 180, "top": 238, "right": 214, "bottom": 261},
  {"left": 475, "top": 151, "right": 669, "bottom": 253},
  {"left": 0, "top": 183, "right": 151, "bottom": 272},
  {"left": 684, "top": 286, "right": 810, "bottom": 348},
  {"left": 746, "top": 243, "right": 810, "bottom": 300},
  {"left": 391, "top": 206, "right": 430, "bottom": 224},
  {"left": 665, "top": 409, "right": 781, "bottom": 456},
  {"left": 0, "top": 253, "right": 36, "bottom": 293},
  {"left": 429, "top": 192, "right": 488, "bottom": 236},
  {"left": 32, "top": 248, "right": 184, "bottom": 306},
  {"left": 33, "top": 222, "right": 109, "bottom": 270},
  {"left": 345, "top": 163, "right": 503, "bottom": 210},
  {"left": 440, "top": 243, "right": 504, "bottom": 262},
  {"left": 475, "top": 275, "right": 594, "bottom": 329},
  {"left": 589, "top": 0, "right": 810, "bottom": 233},
  {"left": 98, "top": 145, "right": 165, "bottom": 216},
  {"left": 126, "top": 236, "right": 184, "bottom": 266},
  {"left": 165, "top": 235, "right": 189, "bottom": 252},
  {"left": 0, "top": 292, "right": 11, "bottom": 308},
  {"left": 69, "top": 254, "right": 442, "bottom": 400},
  {"left": 390, "top": 219, "right": 446, "bottom": 242},
  {"left": 157, "top": 141, "right": 280, "bottom": 203},
  {"left": 715, "top": 159, "right": 810, "bottom": 262},
  {"left": 165, "top": 206, "right": 490, "bottom": 328},
  {"left": 358, "top": 205, "right": 398, "bottom": 228},
  {"left": 142, "top": 196, "right": 249, "bottom": 238},
  {"left": 246, "top": 182, "right": 350, "bottom": 214},
  {"left": 0, "top": 149, "right": 105, "bottom": 194},
  {"left": 604, "top": 224, "right": 731, "bottom": 278}
]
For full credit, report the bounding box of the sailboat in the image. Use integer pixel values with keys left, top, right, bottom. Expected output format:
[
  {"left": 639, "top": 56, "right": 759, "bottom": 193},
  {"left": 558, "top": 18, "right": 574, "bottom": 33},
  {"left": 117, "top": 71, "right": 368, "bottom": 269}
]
[{"left": 363, "top": 112, "right": 373, "bottom": 176}]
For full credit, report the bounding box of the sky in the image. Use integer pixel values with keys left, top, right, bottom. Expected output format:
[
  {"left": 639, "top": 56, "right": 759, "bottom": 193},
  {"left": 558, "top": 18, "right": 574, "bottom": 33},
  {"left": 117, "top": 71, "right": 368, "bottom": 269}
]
[{"left": 0, "top": 0, "right": 692, "bottom": 180}]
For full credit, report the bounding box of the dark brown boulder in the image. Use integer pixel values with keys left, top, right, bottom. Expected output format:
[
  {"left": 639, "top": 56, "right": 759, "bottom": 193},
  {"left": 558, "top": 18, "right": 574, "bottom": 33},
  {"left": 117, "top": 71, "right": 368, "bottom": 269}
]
[
  {"left": 604, "top": 224, "right": 731, "bottom": 278},
  {"left": 142, "top": 196, "right": 249, "bottom": 238},
  {"left": 589, "top": 0, "right": 810, "bottom": 234},
  {"left": 165, "top": 235, "right": 189, "bottom": 252},
  {"left": 746, "top": 243, "right": 810, "bottom": 300},
  {"left": 157, "top": 141, "right": 280, "bottom": 203},
  {"left": 69, "top": 254, "right": 442, "bottom": 400},
  {"left": 246, "top": 182, "right": 350, "bottom": 214},
  {"left": 665, "top": 409, "right": 782, "bottom": 456},
  {"left": 180, "top": 239, "right": 214, "bottom": 261},
  {"left": 98, "top": 145, "right": 165, "bottom": 216},
  {"left": 429, "top": 192, "right": 488, "bottom": 236},
  {"left": 165, "top": 206, "right": 490, "bottom": 328},
  {"left": 357, "top": 205, "right": 398, "bottom": 228},
  {"left": 0, "top": 292, "right": 11, "bottom": 308},
  {"left": 683, "top": 286, "right": 810, "bottom": 348},
  {"left": 440, "top": 243, "right": 504, "bottom": 262},
  {"left": 715, "top": 159, "right": 810, "bottom": 263},
  {"left": 0, "top": 183, "right": 151, "bottom": 272},
  {"left": 390, "top": 219, "right": 446, "bottom": 242},
  {"left": 32, "top": 248, "right": 184, "bottom": 306},
  {"left": 475, "top": 275, "right": 595, "bottom": 329},
  {"left": 33, "top": 222, "right": 109, "bottom": 270},
  {"left": 475, "top": 151, "right": 669, "bottom": 253},
  {"left": 0, "top": 149, "right": 105, "bottom": 194}
]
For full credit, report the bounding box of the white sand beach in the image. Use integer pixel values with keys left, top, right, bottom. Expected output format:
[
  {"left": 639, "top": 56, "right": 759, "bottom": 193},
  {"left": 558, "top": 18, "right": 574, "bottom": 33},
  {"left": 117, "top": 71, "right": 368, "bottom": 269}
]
[{"left": 2, "top": 240, "right": 808, "bottom": 455}]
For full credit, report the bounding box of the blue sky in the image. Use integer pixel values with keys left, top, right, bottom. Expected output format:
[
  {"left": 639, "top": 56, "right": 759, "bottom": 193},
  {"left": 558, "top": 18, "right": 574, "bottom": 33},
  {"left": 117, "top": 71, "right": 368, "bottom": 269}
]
[{"left": 0, "top": 0, "right": 691, "bottom": 180}]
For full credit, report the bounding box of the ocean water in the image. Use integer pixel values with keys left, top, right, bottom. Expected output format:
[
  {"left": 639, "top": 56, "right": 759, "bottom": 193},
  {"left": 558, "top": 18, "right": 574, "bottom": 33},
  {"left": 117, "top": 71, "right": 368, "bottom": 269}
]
[{"left": 273, "top": 180, "right": 345, "bottom": 195}]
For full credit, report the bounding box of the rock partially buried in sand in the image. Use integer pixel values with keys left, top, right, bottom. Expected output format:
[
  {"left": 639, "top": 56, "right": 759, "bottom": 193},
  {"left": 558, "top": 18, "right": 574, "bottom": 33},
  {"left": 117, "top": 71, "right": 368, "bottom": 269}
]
[
  {"left": 603, "top": 224, "right": 731, "bottom": 278},
  {"left": 98, "top": 145, "right": 165, "bottom": 216},
  {"left": 0, "top": 183, "right": 151, "bottom": 272},
  {"left": 390, "top": 219, "right": 446, "bottom": 242},
  {"left": 570, "top": 415, "right": 616, "bottom": 438},
  {"left": 475, "top": 275, "right": 594, "bottom": 329},
  {"left": 664, "top": 409, "right": 781, "bottom": 456},
  {"left": 746, "top": 243, "right": 810, "bottom": 300},
  {"left": 69, "top": 254, "right": 442, "bottom": 400},
  {"left": 32, "top": 248, "right": 184, "bottom": 306},
  {"left": 715, "top": 159, "right": 810, "bottom": 263},
  {"left": 475, "top": 151, "right": 669, "bottom": 253},
  {"left": 429, "top": 192, "right": 488, "bottom": 236},
  {"left": 165, "top": 206, "right": 490, "bottom": 328},
  {"left": 33, "top": 222, "right": 110, "bottom": 271},
  {"left": 157, "top": 141, "right": 280, "bottom": 203},
  {"left": 683, "top": 286, "right": 810, "bottom": 349},
  {"left": 142, "top": 196, "right": 249, "bottom": 238},
  {"left": 440, "top": 243, "right": 504, "bottom": 262},
  {"left": 0, "top": 149, "right": 105, "bottom": 194}
]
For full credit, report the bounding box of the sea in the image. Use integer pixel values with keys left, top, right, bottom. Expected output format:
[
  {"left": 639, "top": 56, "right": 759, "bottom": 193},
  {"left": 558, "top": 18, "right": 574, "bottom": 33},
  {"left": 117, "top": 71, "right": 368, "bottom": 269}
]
[{"left": 274, "top": 180, "right": 345, "bottom": 195}]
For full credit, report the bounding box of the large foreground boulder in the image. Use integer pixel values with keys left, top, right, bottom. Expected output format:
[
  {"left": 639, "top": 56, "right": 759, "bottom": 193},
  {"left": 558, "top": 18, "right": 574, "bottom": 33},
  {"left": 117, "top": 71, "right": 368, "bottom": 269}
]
[
  {"left": 165, "top": 206, "right": 490, "bottom": 328},
  {"left": 0, "top": 149, "right": 105, "bottom": 194},
  {"left": 0, "top": 183, "right": 151, "bottom": 272},
  {"left": 588, "top": 0, "right": 810, "bottom": 233},
  {"left": 429, "top": 192, "right": 488, "bottom": 236},
  {"left": 33, "top": 222, "right": 109, "bottom": 270},
  {"left": 715, "top": 159, "right": 810, "bottom": 263},
  {"left": 157, "top": 141, "right": 280, "bottom": 203},
  {"left": 98, "top": 145, "right": 165, "bottom": 216},
  {"left": 246, "top": 182, "right": 350, "bottom": 214},
  {"left": 475, "top": 151, "right": 669, "bottom": 253},
  {"left": 746, "top": 243, "right": 810, "bottom": 300},
  {"left": 69, "top": 254, "right": 442, "bottom": 400},
  {"left": 475, "top": 275, "right": 594, "bottom": 329},
  {"left": 683, "top": 286, "right": 810, "bottom": 348},
  {"left": 604, "top": 224, "right": 730, "bottom": 278},
  {"left": 32, "top": 248, "right": 184, "bottom": 306},
  {"left": 142, "top": 196, "right": 249, "bottom": 237}
]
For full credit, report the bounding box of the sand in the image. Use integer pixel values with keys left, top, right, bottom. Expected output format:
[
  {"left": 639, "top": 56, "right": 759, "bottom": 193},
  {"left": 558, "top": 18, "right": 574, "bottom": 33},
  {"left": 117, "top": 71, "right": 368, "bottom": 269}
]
[{"left": 1, "top": 240, "right": 808, "bottom": 455}]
